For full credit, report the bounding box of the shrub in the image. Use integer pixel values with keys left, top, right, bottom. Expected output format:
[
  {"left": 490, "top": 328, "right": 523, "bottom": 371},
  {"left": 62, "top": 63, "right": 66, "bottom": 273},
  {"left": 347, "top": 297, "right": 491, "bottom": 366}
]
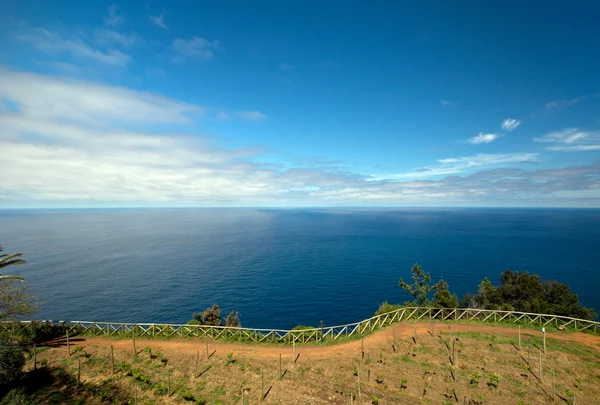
[
  {"left": 374, "top": 301, "right": 404, "bottom": 316},
  {"left": 193, "top": 304, "right": 222, "bottom": 326},
  {"left": 0, "top": 388, "right": 36, "bottom": 405},
  {"left": 0, "top": 338, "right": 25, "bottom": 386},
  {"left": 224, "top": 311, "right": 241, "bottom": 327}
]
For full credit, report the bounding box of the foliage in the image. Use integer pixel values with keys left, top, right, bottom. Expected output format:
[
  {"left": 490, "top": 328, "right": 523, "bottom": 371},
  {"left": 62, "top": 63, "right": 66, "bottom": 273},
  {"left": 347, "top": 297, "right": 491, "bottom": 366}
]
[
  {"left": 0, "top": 246, "right": 26, "bottom": 277},
  {"left": 0, "top": 388, "right": 36, "bottom": 405},
  {"left": 193, "top": 304, "right": 222, "bottom": 326},
  {"left": 0, "top": 322, "right": 65, "bottom": 346},
  {"left": 432, "top": 279, "right": 458, "bottom": 308},
  {"left": 224, "top": 311, "right": 241, "bottom": 327},
  {"left": 398, "top": 263, "right": 438, "bottom": 306},
  {"left": 0, "top": 281, "right": 37, "bottom": 323},
  {"left": 0, "top": 338, "right": 25, "bottom": 387},
  {"left": 374, "top": 301, "right": 404, "bottom": 316},
  {"left": 470, "top": 270, "right": 597, "bottom": 320}
]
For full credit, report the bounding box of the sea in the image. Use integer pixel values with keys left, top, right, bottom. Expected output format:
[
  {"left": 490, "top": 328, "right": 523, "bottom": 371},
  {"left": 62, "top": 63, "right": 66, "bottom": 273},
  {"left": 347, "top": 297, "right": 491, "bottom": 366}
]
[{"left": 0, "top": 208, "right": 598, "bottom": 329}]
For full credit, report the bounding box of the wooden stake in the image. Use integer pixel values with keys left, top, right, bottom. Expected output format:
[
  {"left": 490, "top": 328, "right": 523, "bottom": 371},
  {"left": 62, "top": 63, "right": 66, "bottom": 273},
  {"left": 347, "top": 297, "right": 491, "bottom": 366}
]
[
  {"left": 77, "top": 358, "right": 81, "bottom": 385},
  {"left": 452, "top": 339, "right": 456, "bottom": 365},
  {"left": 167, "top": 368, "right": 171, "bottom": 396},
  {"left": 279, "top": 353, "right": 282, "bottom": 379},
  {"left": 528, "top": 339, "right": 531, "bottom": 365},
  {"left": 350, "top": 393, "right": 354, "bottom": 405},
  {"left": 463, "top": 394, "right": 467, "bottom": 405},
  {"left": 195, "top": 350, "right": 199, "bottom": 378},
  {"left": 206, "top": 341, "right": 209, "bottom": 360},
  {"left": 361, "top": 337, "right": 364, "bottom": 359},
  {"left": 552, "top": 368, "right": 555, "bottom": 401},
  {"left": 538, "top": 349, "right": 543, "bottom": 382},
  {"left": 135, "top": 385, "right": 138, "bottom": 405},
  {"left": 293, "top": 341, "right": 296, "bottom": 364},
  {"left": 110, "top": 345, "right": 115, "bottom": 374},
  {"left": 241, "top": 387, "right": 244, "bottom": 405},
  {"left": 392, "top": 329, "right": 396, "bottom": 352},
  {"left": 67, "top": 329, "right": 70, "bottom": 356},
  {"left": 357, "top": 367, "right": 361, "bottom": 402},
  {"left": 33, "top": 343, "right": 37, "bottom": 371},
  {"left": 414, "top": 320, "right": 416, "bottom": 338},
  {"left": 261, "top": 370, "right": 264, "bottom": 401},
  {"left": 518, "top": 326, "right": 521, "bottom": 349},
  {"left": 133, "top": 329, "right": 137, "bottom": 356},
  {"left": 542, "top": 327, "right": 546, "bottom": 354}
]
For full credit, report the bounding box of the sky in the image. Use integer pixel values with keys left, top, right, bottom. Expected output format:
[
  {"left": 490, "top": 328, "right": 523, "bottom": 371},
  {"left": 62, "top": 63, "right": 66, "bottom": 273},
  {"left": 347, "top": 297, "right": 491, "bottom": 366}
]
[{"left": 0, "top": 1, "right": 599, "bottom": 208}]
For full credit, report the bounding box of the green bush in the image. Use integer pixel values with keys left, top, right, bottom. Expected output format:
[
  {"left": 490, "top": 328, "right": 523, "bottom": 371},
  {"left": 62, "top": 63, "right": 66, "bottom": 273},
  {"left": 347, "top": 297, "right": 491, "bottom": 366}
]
[
  {"left": 374, "top": 301, "right": 404, "bottom": 316},
  {"left": 0, "top": 322, "right": 67, "bottom": 346},
  {"left": 0, "top": 339, "right": 25, "bottom": 387},
  {"left": 0, "top": 388, "right": 37, "bottom": 405}
]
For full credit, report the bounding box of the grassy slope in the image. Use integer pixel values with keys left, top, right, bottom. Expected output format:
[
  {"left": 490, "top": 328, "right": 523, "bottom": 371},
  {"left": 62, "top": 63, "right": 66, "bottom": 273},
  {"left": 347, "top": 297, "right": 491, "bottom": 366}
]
[{"left": 6, "top": 325, "right": 600, "bottom": 405}]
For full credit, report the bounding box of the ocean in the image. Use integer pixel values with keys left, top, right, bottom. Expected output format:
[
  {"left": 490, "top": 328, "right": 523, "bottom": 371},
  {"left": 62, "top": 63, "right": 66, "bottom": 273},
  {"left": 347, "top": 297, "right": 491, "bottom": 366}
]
[{"left": 0, "top": 208, "right": 598, "bottom": 329}]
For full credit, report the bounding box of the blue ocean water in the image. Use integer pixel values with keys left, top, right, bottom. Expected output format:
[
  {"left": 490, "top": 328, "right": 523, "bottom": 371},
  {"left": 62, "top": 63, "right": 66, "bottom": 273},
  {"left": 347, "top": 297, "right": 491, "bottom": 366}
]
[{"left": 0, "top": 208, "right": 598, "bottom": 329}]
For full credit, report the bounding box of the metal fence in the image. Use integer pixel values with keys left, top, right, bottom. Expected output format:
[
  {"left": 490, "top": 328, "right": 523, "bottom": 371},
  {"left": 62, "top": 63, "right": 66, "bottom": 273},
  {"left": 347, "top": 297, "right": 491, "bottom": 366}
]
[{"left": 3, "top": 307, "right": 599, "bottom": 344}]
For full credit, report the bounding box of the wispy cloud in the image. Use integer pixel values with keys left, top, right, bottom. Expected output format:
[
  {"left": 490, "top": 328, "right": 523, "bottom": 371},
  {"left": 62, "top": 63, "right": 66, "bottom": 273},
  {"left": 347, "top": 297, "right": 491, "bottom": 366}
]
[
  {"left": 467, "top": 133, "right": 499, "bottom": 144},
  {"left": 173, "top": 37, "right": 221, "bottom": 61},
  {"left": 534, "top": 128, "right": 600, "bottom": 151},
  {"left": 236, "top": 110, "right": 266, "bottom": 121},
  {"left": 0, "top": 69, "right": 203, "bottom": 125},
  {"left": 94, "top": 28, "right": 137, "bottom": 48},
  {"left": 1, "top": 70, "right": 597, "bottom": 207},
  {"left": 15, "top": 25, "right": 131, "bottom": 66},
  {"left": 501, "top": 118, "right": 521, "bottom": 132},
  {"left": 440, "top": 100, "right": 453, "bottom": 106},
  {"left": 104, "top": 4, "right": 123, "bottom": 27},
  {"left": 149, "top": 10, "right": 167, "bottom": 29},
  {"left": 545, "top": 92, "right": 600, "bottom": 109},
  {"left": 371, "top": 152, "right": 538, "bottom": 180}
]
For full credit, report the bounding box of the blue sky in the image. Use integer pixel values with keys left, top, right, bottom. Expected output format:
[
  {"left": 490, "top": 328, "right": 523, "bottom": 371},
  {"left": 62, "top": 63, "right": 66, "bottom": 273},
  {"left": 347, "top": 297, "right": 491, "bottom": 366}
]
[{"left": 0, "top": 1, "right": 599, "bottom": 207}]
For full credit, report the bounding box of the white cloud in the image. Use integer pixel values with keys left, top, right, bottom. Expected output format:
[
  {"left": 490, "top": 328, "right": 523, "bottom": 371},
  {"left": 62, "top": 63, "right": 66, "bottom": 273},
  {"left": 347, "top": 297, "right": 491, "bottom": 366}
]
[
  {"left": 0, "top": 69, "right": 597, "bottom": 207},
  {"left": 15, "top": 26, "right": 131, "bottom": 66},
  {"left": 149, "top": 10, "right": 167, "bottom": 29},
  {"left": 105, "top": 4, "right": 123, "bottom": 27},
  {"left": 0, "top": 69, "right": 203, "bottom": 125},
  {"left": 501, "top": 118, "right": 521, "bottom": 132},
  {"left": 467, "top": 133, "right": 499, "bottom": 144},
  {"left": 545, "top": 93, "right": 599, "bottom": 109},
  {"left": 370, "top": 153, "right": 538, "bottom": 180},
  {"left": 173, "top": 37, "right": 221, "bottom": 61},
  {"left": 236, "top": 110, "right": 266, "bottom": 121},
  {"left": 95, "top": 28, "right": 137, "bottom": 48},
  {"left": 534, "top": 128, "right": 600, "bottom": 151}
]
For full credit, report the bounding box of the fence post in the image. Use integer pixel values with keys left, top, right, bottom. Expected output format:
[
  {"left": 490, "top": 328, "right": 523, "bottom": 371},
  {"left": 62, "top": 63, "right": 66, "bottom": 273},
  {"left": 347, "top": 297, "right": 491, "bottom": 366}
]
[
  {"left": 33, "top": 343, "right": 37, "bottom": 371},
  {"left": 538, "top": 349, "right": 543, "bottom": 382},
  {"left": 206, "top": 341, "right": 209, "bottom": 360},
  {"left": 552, "top": 368, "right": 555, "bottom": 401},
  {"left": 293, "top": 341, "right": 296, "bottom": 364},
  {"left": 357, "top": 367, "right": 361, "bottom": 402},
  {"left": 518, "top": 326, "right": 521, "bottom": 349},
  {"left": 261, "top": 370, "right": 264, "bottom": 401},
  {"left": 133, "top": 328, "right": 137, "bottom": 356},
  {"left": 542, "top": 327, "right": 546, "bottom": 354},
  {"left": 195, "top": 350, "right": 199, "bottom": 378},
  {"left": 110, "top": 345, "right": 115, "bottom": 374},
  {"left": 67, "top": 329, "right": 70, "bottom": 356},
  {"left": 279, "top": 353, "right": 282, "bottom": 380}
]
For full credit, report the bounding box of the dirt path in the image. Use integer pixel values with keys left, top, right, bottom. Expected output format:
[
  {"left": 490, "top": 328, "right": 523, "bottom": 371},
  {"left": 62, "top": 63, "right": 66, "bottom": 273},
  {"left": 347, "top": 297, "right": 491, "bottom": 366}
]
[{"left": 74, "top": 323, "right": 600, "bottom": 359}]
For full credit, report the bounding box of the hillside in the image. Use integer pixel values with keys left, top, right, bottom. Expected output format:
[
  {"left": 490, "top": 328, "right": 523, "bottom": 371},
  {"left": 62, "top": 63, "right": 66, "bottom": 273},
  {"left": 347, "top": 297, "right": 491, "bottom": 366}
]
[{"left": 6, "top": 322, "right": 600, "bottom": 404}]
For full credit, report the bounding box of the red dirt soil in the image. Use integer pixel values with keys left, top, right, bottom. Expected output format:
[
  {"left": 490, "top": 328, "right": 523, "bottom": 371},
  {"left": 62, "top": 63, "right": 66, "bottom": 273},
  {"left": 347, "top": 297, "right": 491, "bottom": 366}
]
[{"left": 77, "top": 322, "right": 600, "bottom": 360}]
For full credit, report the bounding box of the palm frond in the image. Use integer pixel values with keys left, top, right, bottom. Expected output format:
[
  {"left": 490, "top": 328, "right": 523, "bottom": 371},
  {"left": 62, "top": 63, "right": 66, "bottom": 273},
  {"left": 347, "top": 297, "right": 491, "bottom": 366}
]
[
  {"left": 0, "top": 253, "right": 26, "bottom": 269},
  {"left": 0, "top": 275, "right": 25, "bottom": 281}
]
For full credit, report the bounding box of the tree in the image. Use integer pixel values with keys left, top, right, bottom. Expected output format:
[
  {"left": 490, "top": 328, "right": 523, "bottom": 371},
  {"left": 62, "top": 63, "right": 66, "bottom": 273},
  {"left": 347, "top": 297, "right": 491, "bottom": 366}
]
[
  {"left": 0, "top": 246, "right": 26, "bottom": 281},
  {"left": 475, "top": 277, "right": 503, "bottom": 310},
  {"left": 225, "top": 311, "right": 241, "bottom": 327},
  {"left": 399, "top": 263, "right": 437, "bottom": 306},
  {"left": 193, "top": 304, "right": 222, "bottom": 326},
  {"left": 432, "top": 279, "right": 458, "bottom": 308},
  {"left": 0, "top": 338, "right": 25, "bottom": 386},
  {"left": 0, "top": 247, "right": 35, "bottom": 321}
]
